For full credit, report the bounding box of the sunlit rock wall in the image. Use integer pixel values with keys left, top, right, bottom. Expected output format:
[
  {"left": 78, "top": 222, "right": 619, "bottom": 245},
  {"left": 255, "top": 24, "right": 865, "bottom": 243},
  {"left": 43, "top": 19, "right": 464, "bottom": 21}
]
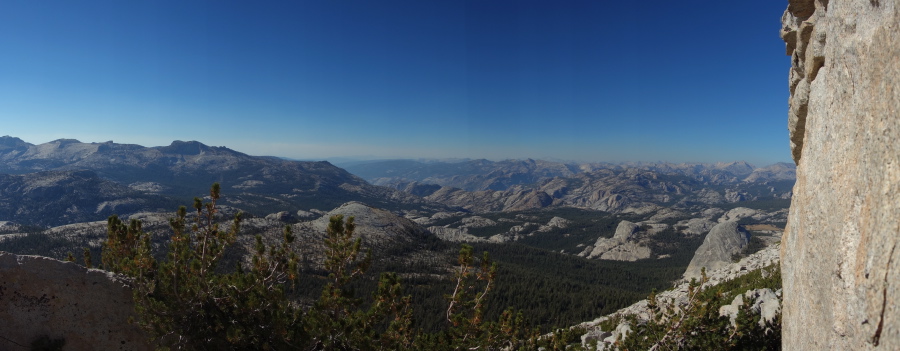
[{"left": 781, "top": 0, "right": 900, "bottom": 349}]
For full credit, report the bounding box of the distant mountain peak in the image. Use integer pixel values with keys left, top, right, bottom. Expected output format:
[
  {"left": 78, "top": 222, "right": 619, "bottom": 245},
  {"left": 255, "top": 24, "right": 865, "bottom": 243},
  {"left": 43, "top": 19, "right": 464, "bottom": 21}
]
[
  {"left": 0, "top": 136, "right": 438, "bottom": 221},
  {"left": 169, "top": 140, "right": 204, "bottom": 146},
  {"left": 0, "top": 135, "right": 25, "bottom": 142},
  {"left": 158, "top": 140, "right": 213, "bottom": 155},
  {"left": 0, "top": 136, "right": 31, "bottom": 148},
  {"left": 48, "top": 138, "right": 82, "bottom": 144}
]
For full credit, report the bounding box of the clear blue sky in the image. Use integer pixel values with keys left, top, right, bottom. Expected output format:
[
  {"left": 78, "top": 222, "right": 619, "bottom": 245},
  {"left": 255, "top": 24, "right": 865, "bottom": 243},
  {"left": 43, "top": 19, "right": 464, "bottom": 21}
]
[{"left": 0, "top": 1, "right": 792, "bottom": 165}]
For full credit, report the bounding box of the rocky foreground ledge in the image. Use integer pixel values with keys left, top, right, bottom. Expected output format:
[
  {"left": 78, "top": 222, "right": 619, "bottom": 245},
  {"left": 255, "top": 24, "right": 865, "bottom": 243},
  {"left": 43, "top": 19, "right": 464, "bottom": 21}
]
[
  {"left": 573, "top": 243, "right": 781, "bottom": 349},
  {"left": 0, "top": 252, "right": 150, "bottom": 350}
]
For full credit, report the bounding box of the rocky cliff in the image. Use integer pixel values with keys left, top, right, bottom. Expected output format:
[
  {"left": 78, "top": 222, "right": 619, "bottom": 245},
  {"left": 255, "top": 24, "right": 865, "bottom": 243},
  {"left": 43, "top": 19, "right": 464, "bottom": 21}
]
[
  {"left": 781, "top": 0, "right": 900, "bottom": 349},
  {"left": 0, "top": 252, "right": 150, "bottom": 350}
]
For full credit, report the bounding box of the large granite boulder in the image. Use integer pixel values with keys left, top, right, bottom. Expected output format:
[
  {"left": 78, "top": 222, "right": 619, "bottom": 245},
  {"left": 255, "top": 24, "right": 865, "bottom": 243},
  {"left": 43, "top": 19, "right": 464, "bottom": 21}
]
[{"left": 683, "top": 221, "right": 750, "bottom": 280}]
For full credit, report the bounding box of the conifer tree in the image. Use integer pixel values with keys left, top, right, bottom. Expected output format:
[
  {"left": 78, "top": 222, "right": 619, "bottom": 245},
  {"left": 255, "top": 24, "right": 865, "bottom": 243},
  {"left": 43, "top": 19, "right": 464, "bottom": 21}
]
[
  {"left": 103, "top": 183, "right": 303, "bottom": 350},
  {"left": 82, "top": 247, "right": 92, "bottom": 268},
  {"left": 100, "top": 183, "right": 535, "bottom": 350}
]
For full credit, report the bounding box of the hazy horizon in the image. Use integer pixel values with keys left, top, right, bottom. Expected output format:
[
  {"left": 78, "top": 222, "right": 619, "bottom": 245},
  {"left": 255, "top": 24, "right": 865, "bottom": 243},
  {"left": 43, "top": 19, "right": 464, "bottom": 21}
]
[{"left": 3, "top": 135, "right": 791, "bottom": 168}]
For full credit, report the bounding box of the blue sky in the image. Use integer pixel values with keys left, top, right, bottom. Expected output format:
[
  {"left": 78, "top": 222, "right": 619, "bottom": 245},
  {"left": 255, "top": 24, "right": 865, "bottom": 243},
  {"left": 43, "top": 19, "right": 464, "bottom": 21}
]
[{"left": 0, "top": 1, "right": 792, "bottom": 165}]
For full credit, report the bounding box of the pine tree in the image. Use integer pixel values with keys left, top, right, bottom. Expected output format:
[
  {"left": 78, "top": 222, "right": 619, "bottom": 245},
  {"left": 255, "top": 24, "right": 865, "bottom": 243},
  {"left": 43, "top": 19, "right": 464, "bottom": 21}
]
[
  {"left": 103, "top": 183, "right": 303, "bottom": 350},
  {"left": 100, "top": 183, "right": 533, "bottom": 350},
  {"left": 82, "top": 247, "right": 92, "bottom": 268}
]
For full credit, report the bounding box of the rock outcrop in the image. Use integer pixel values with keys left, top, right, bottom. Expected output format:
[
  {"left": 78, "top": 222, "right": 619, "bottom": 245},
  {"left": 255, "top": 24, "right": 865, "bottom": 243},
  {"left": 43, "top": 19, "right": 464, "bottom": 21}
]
[
  {"left": 580, "top": 221, "right": 652, "bottom": 261},
  {"left": 718, "top": 288, "right": 782, "bottom": 329},
  {"left": 294, "top": 201, "right": 431, "bottom": 250},
  {"left": 781, "top": 0, "right": 900, "bottom": 349},
  {"left": 675, "top": 217, "right": 717, "bottom": 236},
  {"left": 427, "top": 226, "right": 488, "bottom": 243},
  {"left": 683, "top": 221, "right": 750, "bottom": 280},
  {"left": 717, "top": 207, "right": 759, "bottom": 223},
  {"left": 0, "top": 252, "right": 150, "bottom": 350},
  {"left": 576, "top": 243, "right": 781, "bottom": 349}
]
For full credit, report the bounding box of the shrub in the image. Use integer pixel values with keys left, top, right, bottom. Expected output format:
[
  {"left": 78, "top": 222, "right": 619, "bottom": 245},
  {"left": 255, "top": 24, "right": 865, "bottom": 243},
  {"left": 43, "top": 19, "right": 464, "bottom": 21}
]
[{"left": 103, "top": 183, "right": 540, "bottom": 350}]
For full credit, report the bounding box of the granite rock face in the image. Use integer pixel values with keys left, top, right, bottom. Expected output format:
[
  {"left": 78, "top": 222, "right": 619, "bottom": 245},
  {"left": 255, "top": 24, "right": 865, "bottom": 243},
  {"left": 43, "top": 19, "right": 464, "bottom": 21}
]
[
  {"left": 580, "top": 221, "right": 652, "bottom": 261},
  {"left": 294, "top": 201, "right": 431, "bottom": 251},
  {"left": 683, "top": 221, "right": 749, "bottom": 280},
  {"left": 781, "top": 0, "right": 900, "bottom": 349},
  {"left": 0, "top": 252, "right": 150, "bottom": 350},
  {"left": 675, "top": 217, "right": 717, "bottom": 236},
  {"left": 718, "top": 288, "right": 782, "bottom": 329}
]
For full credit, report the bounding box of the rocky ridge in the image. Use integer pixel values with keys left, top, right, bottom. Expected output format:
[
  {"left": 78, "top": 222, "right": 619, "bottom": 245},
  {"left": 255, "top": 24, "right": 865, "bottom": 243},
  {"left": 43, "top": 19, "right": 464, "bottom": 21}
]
[
  {"left": 290, "top": 201, "right": 433, "bottom": 252},
  {"left": 0, "top": 137, "right": 444, "bottom": 225},
  {"left": 418, "top": 204, "right": 785, "bottom": 263},
  {"left": 1, "top": 200, "right": 447, "bottom": 274}
]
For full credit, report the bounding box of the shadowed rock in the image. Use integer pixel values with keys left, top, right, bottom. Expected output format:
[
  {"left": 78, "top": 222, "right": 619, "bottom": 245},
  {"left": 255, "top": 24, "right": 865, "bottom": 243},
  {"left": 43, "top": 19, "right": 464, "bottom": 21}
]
[{"left": 0, "top": 252, "right": 150, "bottom": 350}]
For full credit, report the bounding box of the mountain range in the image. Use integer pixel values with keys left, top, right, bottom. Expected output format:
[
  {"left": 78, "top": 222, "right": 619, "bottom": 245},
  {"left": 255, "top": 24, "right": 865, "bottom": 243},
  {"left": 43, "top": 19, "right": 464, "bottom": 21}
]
[
  {"left": 0, "top": 136, "right": 445, "bottom": 226},
  {"left": 0, "top": 136, "right": 795, "bottom": 333},
  {"left": 345, "top": 158, "right": 795, "bottom": 192},
  {"left": 346, "top": 158, "right": 795, "bottom": 213}
]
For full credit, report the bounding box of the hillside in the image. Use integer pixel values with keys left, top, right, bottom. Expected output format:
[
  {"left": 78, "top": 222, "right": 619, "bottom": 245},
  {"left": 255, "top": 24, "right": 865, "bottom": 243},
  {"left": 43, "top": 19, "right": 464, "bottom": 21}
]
[
  {"left": 0, "top": 199, "right": 709, "bottom": 334},
  {"left": 349, "top": 159, "right": 795, "bottom": 216},
  {"left": 343, "top": 158, "right": 580, "bottom": 192},
  {"left": 0, "top": 137, "right": 447, "bottom": 225},
  {"left": 346, "top": 158, "right": 795, "bottom": 192},
  {"left": 0, "top": 170, "right": 178, "bottom": 227},
  {"left": 0, "top": 137, "right": 796, "bottom": 346}
]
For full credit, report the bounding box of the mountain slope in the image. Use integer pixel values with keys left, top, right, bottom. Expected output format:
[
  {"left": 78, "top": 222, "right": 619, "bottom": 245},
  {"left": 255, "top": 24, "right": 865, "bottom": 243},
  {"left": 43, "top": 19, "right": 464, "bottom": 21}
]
[
  {"left": 344, "top": 158, "right": 580, "bottom": 191},
  {"left": 0, "top": 137, "right": 443, "bottom": 216},
  {"left": 346, "top": 158, "right": 794, "bottom": 194},
  {"left": 0, "top": 170, "right": 177, "bottom": 227},
  {"left": 419, "top": 167, "right": 794, "bottom": 214}
]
